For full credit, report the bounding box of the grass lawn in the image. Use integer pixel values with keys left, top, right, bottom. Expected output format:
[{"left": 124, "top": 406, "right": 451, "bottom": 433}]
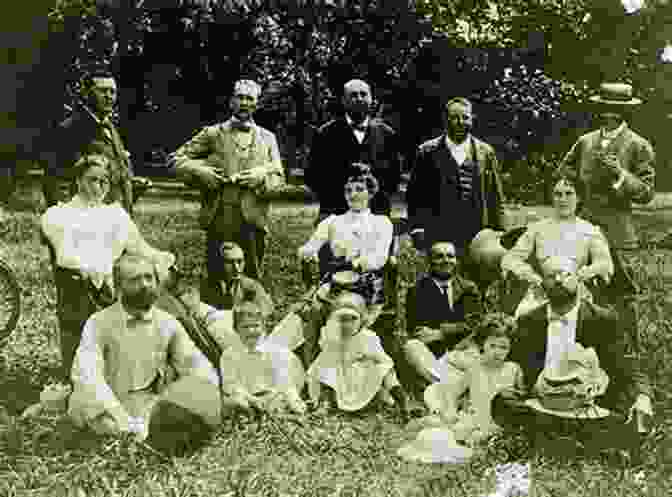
[{"left": 0, "top": 197, "right": 671, "bottom": 496}]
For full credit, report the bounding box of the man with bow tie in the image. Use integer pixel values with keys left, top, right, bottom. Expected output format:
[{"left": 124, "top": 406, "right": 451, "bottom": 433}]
[
  {"left": 557, "top": 83, "right": 655, "bottom": 355},
  {"left": 305, "top": 79, "right": 402, "bottom": 221},
  {"left": 407, "top": 97, "right": 506, "bottom": 264},
  {"left": 402, "top": 241, "right": 483, "bottom": 399},
  {"left": 172, "top": 79, "right": 284, "bottom": 281},
  {"left": 68, "top": 254, "right": 221, "bottom": 453},
  {"left": 491, "top": 257, "right": 654, "bottom": 446},
  {"left": 44, "top": 70, "right": 134, "bottom": 213}
]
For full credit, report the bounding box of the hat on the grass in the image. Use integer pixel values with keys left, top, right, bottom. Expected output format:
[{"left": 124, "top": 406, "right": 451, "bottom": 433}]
[
  {"left": 530, "top": 343, "right": 610, "bottom": 417},
  {"left": 397, "top": 427, "right": 473, "bottom": 464},
  {"left": 589, "top": 82, "right": 642, "bottom": 106}
]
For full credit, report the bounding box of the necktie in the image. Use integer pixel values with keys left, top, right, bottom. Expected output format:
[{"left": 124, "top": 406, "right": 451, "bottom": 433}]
[{"left": 440, "top": 281, "right": 454, "bottom": 311}]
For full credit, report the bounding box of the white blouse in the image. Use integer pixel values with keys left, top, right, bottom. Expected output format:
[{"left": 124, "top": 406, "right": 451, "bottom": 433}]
[
  {"left": 501, "top": 217, "right": 613, "bottom": 283},
  {"left": 41, "top": 196, "right": 175, "bottom": 287},
  {"left": 299, "top": 209, "right": 393, "bottom": 272}
]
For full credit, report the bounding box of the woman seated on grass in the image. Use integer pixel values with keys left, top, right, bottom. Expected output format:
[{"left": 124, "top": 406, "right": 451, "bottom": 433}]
[
  {"left": 290, "top": 163, "right": 393, "bottom": 364},
  {"left": 501, "top": 176, "right": 613, "bottom": 317},
  {"left": 306, "top": 292, "right": 411, "bottom": 421},
  {"left": 40, "top": 153, "right": 174, "bottom": 381},
  {"left": 220, "top": 302, "right": 307, "bottom": 416}
]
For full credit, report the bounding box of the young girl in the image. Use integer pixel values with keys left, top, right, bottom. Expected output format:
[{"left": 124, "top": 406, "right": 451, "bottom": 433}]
[
  {"left": 398, "top": 313, "right": 524, "bottom": 462},
  {"left": 306, "top": 292, "right": 411, "bottom": 420}
]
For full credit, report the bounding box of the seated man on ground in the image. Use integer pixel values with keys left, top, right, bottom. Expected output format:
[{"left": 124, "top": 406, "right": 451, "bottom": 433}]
[
  {"left": 306, "top": 292, "right": 412, "bottom": 421},
  {"left": 201, "top": 241, "right": 273, "bottom": 318},
  {"left": 402, "top": 241, "right": 483, "bottom": 399},
  {"left": 68, "top": 254, "right": 221, "bottom": 452},
  {"left": 220, "top": 302, "right": 307, "bottom": 416},
  {"left": 492, "top": 257, "right": 653, "bottom": 446}
]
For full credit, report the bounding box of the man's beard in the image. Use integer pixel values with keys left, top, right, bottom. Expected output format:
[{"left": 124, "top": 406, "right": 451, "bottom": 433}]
[{"left": 122, "top": 288, "right": 158, "bottom": 311}]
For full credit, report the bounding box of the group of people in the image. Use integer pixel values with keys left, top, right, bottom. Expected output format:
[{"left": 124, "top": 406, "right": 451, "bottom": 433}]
[{"left": 36, "top": 71, "right": 655, "bottom": 457}]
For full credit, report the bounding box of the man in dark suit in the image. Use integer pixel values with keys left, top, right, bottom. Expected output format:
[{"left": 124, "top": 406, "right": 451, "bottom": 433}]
[
  {"left": 200, "top": 241, "right": 273, "bottom": 318},
  {"left": 402, "top": 241, "right": 483, "bottom": 398},
  {"left": 407, "top": 97, "right": 506, "bottom": 259},
  {"left": 492, "top": 258, "right": 653, "bottom": 444},
  {"left": 43, "top": 70, "right": 134, "bottom": 213},
  {"left": 305, "top": 79, "right": 402, "bottom": 220}
]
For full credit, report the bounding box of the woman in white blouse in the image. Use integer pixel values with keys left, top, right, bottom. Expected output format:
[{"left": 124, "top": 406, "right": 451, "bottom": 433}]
[
  {"left": 500, "top": 176, "right": 614, "bottom": 317},
  {"left": 298, "top": 163, "right": 393, "bottom": 306},
  {"left": 41, "top": 154, "right": 175, "bottom": 380}
]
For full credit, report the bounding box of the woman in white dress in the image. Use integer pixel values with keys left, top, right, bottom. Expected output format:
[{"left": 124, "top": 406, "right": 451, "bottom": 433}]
[
  {"left": 501, "top": 176, "right": 614, "bottom": 317},
  {"left": 41, "top": 154, "right": 175, "bottom": 380}
]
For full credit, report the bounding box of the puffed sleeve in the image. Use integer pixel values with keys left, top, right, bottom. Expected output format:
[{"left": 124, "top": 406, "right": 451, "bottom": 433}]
[
  {"left": 298, "top": 215, "right": 333, "bottom": 259},
  {"left": 501, "top": 224, "right": 540, "bottom": 284}
]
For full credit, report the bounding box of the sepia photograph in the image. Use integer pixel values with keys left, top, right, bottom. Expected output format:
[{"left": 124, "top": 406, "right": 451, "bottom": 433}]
[{"left": 1, "top": 1, "right": 671, "bottom": 495}]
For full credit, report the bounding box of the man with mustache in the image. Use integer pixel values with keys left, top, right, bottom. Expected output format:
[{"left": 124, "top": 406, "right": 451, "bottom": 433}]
[
  {"left": 402, "top": 241, "right": 483, "bottom": 400},
  {"left": 173, "top": 79, "right": 284, "bottom": 281},
  {"left": 43, "top": 70, "right": 135, "bottom": 214},
  {"left": 68, "top": 254, "right": 221, "bottom": 454},
  {"left": 305, "top": 79, "right": 402, "bottom": 221},
  {"left": 558, "top": 82, "right": 655, "bottom": 358},
  {"left": 491, "top": 257, "right": 653, "bottom": 449},
  {"left": 407, "top": 97, "right": 506, "bottom": 266}
]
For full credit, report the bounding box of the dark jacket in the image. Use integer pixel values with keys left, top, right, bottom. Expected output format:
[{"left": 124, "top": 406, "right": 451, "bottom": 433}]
[
  {"left": 43, "top": 107, "right": 134, "bottom": 212},
  {"left": 406, "top": 135, "right": 505, "bottom": 254},
  {"left": 513, "top": 300, "right": 652, "bottom": 413},
  {"left": 305, "top": 117, "right": 402, "bottom": 217},
  {"left": 200, "top": 275, "right": 273, "bottom": 317},
  {"left": 405, "top": 273, "right": 482, "bottom": 355}
]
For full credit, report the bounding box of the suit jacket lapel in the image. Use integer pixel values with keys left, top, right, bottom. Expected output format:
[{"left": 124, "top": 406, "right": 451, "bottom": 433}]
[{"left": 433, "top": 138, "right": 459, "bottom": 185}]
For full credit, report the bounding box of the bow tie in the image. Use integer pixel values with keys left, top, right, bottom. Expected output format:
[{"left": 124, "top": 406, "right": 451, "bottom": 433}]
[{"left": 549, "top": 312, "right": 570, "bottom": 324}]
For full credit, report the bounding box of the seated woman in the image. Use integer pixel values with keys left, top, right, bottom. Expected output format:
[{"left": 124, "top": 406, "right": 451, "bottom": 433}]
[
  {"left": 41, "top": 154, "right": 174, "bottom": 381},
  {"left": 220, "top": 302, "right": 307, "bottom": 416},
  {"left": 500, "top": 176, "right": 613, "bottom": 317},
  {"left": 292, "top": 163, "right": 393, "bottom": 364},
  {"left": 306, "top": 292, "right": 411, "bottom": 421}
]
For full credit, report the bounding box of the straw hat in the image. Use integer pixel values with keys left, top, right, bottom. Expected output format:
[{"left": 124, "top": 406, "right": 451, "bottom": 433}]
[
  {"left": 397, "top": 427, "right": 473, "bottom": 464},
  {"left": 588, "top": 83, "right": 642, "bottom": 106}
]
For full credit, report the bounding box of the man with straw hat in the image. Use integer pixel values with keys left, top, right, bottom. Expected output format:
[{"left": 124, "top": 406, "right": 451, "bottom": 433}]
[
  {"left": 491, "top": 258, "right": 653, "bottom": 451},
  {"left": 558, "top": 82, "right": 655, "bottom": 354}
]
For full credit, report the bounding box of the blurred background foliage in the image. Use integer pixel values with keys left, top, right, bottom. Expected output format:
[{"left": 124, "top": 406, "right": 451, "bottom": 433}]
[{"left": 9, "top": 0, "right": 672, "bottom": 202}]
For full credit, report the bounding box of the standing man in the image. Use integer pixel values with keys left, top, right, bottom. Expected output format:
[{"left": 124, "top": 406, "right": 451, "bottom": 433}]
[
  {"left": 172, "top": 80, "right": 284, "bottom": 281},
  {"left": 305, "top": 79, "right": 402, "bottom": 219},
  {"left": 558, "top": 82, "right": 655, "bottom": 351},
  {"left": 43, "top": 70, "right": 134, "bottom": 213},
  {"left": 407, "top": 97, "right": 506, "bottom": 262}
]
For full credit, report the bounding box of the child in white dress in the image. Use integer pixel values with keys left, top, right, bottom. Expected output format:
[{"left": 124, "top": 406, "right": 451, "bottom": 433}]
[
  {"left": 306, "top": 292, "right": 411, "bottom": 420},
  {"left": 398, "top": 314, "right": 524, "bottom": 462}
]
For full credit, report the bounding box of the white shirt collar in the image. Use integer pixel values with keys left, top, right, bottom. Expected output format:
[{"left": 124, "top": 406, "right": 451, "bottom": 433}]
[
  {"left": 600, "top": 121, "right": 626, "bottom": 142},
  {"left": 444, "top": 133, "right": 472, "bottom": 148},
  {"left": 345, "top": 115, "right": 370, "bottom": 129},
  {"left": 227, "top": 116, "right": 256, "bottom": 129}
]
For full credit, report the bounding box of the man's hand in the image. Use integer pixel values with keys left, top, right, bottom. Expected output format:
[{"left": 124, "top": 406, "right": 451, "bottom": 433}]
[
  {"left": 597, "top": 152, "right": 623, "bottom": 184},
  {"left": 576, "top": 266, "right": 596, "bottom": 283},
  {"left": 414, "top": 326, "right": 443, "bottom": 344},
  {"left": 439, "top": 322, "right": 468, "bottom": 337},
  {"left": 192, "top": 164, "right": 226, "bottom": 190},
  {"left": 236, "top": 169, "right": 265, "bottom": 189}
]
